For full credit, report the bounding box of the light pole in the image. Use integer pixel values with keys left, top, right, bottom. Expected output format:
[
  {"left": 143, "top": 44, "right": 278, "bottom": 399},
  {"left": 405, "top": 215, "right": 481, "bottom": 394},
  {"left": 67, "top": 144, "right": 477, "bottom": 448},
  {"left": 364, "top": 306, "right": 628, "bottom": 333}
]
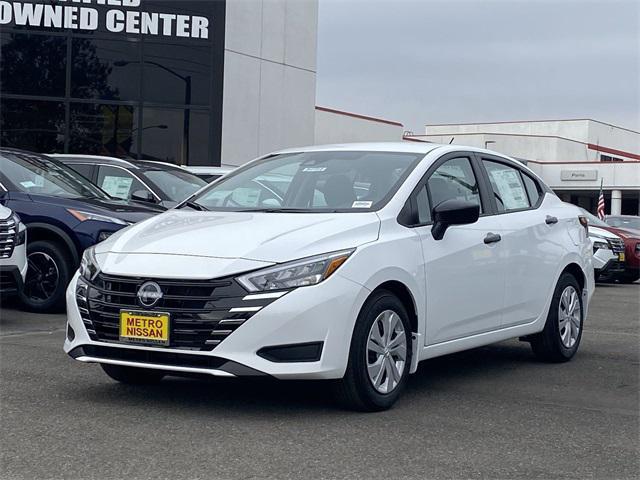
[{"left": 115, "top": 60, "right": 192, "bottom": 165}]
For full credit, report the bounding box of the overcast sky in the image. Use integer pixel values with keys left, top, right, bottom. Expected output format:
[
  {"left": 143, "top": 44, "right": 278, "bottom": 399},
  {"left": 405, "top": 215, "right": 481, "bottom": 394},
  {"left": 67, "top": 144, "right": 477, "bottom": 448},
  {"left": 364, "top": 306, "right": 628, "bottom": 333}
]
[{"left": 316, "top": 0, "right": 640, "bottom": 133}]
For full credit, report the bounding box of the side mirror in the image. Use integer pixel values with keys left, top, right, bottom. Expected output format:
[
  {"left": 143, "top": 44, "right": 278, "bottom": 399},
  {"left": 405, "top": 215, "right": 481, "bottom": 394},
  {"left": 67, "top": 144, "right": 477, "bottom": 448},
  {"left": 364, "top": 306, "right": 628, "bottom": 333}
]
[
  {"left": 131, "top": 189, "right": 156, "bottom": 203},
  {"left": 432, "top": 199, "right": 480, "bottom": 240}
]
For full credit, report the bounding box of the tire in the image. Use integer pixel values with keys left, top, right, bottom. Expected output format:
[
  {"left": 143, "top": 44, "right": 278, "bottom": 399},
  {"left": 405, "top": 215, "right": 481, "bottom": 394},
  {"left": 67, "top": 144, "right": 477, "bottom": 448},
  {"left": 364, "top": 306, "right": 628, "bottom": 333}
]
[
  {"left": 19, "top": 240, "right": 71, "bottom": 313},
  {"left": 618, "top": 273, "right": 639, "bottom": 284},
  {"left": 530, "top": 273, "right": 583, "bottom": 362},
  {"left": 335, "top": 290, "right": 412, "bottom": 412},
  {"left": 101, "top": 364, "right": 165, "bottom": 384}
]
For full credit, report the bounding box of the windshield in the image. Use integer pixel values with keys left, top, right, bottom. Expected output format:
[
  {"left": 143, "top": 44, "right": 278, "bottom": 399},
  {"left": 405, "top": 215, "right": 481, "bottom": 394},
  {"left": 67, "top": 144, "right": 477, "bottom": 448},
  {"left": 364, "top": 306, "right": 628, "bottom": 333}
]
[
  {"left": 580, "top": 208, "right": 609, "bottom": 228},
  {"left": 189, "top": 151, "right": 423, "bottom": 212},
  {"left": 0, "top": 151, "right": 110, "bottom": 200},
  {"left": 143, "top": 169, "right": 207, "bottom": 202},
  {"left": 607, "top": 216, "right": 640, "bottom": 230}
]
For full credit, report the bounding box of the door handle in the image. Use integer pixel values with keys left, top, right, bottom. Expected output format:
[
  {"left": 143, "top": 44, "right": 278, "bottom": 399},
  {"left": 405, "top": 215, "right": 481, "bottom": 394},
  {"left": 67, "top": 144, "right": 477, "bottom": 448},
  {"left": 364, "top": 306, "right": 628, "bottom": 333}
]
[
  {"left": 484, "top": 232, "right": 502, "bottom": 244},
  {"left": 545, "top": 215, "right": 558, "bottom": 225}
]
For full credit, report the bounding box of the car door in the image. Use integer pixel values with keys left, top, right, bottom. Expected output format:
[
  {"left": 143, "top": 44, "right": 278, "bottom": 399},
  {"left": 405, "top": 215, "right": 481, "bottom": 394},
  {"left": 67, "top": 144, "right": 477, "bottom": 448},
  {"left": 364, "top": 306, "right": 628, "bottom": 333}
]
[
  {"left": 411, "top": 153, "right": 507, "bottom": 345},
  {"left": 477, "top": 155, "right": 561, "bottom": 327}
]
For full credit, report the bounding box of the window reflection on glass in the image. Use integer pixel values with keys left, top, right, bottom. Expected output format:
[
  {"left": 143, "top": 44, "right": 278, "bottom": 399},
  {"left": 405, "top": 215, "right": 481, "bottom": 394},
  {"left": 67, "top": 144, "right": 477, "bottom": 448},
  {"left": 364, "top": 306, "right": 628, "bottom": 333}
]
[
  {"left": 142, "top": 42, "right": 211, "bottom": 105},
  {"left": 428, "top": 157, "right": 482, "bottom": 212},
  {"left": 71, "top": 38, "right": 141, "bottom": 101},
  {"left": 141, "top": 108, "right": 209, "bottom": 165},
  {"left": 0, "top": 99, "right": 65, "bottom": 152},
  {"left": 1, "top": 32, "right": 67, "bottom": 97},
  {"left": 69, "top": 103, "right": 140, "bottom": 157}
]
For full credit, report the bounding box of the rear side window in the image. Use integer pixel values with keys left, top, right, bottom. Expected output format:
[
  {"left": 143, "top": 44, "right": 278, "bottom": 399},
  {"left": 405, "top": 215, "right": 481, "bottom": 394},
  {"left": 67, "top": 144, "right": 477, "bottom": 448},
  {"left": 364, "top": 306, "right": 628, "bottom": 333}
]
[
  {"left": 482, "top": 160, "right": 530, "bottom": 212},
  {"left": 521, "top": 173, "right": 541, "bottom": 206}
]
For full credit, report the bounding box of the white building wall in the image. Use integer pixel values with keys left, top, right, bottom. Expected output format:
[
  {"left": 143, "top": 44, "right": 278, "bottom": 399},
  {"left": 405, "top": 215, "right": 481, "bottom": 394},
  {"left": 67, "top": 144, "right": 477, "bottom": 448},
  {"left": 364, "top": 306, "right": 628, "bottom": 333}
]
[
  {"left": 221, "top": 0, "right": 318, "bottom": 166},
  {"left": 315, "top": 107, "right": 404, "bottom": 144}
]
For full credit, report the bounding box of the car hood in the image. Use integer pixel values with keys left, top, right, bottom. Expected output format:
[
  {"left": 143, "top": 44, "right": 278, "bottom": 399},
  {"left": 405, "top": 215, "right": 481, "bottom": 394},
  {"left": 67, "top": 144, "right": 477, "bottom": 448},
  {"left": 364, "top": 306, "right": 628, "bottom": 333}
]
[
  {"left": 27, "top": 194, "right": 163, "bottom": 223},
  {"left": 589, "top": 226, "right": 621, "bottom": 240},
  {"left": 96, "top": 210, "right": 381, "bottom": 263}
]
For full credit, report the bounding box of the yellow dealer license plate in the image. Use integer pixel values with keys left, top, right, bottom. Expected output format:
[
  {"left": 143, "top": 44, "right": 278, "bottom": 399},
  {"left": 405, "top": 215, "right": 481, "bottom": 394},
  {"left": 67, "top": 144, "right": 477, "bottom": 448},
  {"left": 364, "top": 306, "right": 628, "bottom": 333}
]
[
  {"left": 119, "top": 310, "right": 170, "bottom": 346},
  {"left": 619, "top": 252, "right": 626, "bottom": 262}
]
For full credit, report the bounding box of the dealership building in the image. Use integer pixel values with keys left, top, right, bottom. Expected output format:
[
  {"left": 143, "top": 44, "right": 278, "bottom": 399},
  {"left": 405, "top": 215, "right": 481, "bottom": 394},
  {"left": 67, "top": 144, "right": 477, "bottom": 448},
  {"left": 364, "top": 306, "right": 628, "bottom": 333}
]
[
  {"left": 406, "top": 119, "right": 640, "bottom": 216},
  {"left": 0, "top": 0, "right": 406, "bottom": 167}
]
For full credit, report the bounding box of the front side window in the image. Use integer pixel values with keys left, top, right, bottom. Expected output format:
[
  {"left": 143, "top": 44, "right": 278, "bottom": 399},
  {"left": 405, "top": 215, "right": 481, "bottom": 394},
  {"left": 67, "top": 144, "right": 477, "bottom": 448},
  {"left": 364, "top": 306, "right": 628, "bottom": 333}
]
[
  {"left": 190, "top": 151, "right": 423, "bottom": 212},
  {"left": 97, "top": 166, "right": 148, "bottom": 200},
  {"left": 0, "top": 151, "right": 109, "bottom": 200},
  {"left": 427, "top": 157, "right": 482, "bottom": 212},
  {"left": 483, "top": 160, "right": 530, "bottom": 212}
]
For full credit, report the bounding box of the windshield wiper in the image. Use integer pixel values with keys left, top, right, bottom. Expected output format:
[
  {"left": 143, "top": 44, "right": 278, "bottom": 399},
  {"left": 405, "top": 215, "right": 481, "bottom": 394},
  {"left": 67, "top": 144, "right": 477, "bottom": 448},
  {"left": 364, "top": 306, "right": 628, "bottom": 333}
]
[
  {"left": 178, "top": 200, "right": 209, "bottom": 211},
  {"left": 235, "top": 208, "right": 339, "bottom": 213}
]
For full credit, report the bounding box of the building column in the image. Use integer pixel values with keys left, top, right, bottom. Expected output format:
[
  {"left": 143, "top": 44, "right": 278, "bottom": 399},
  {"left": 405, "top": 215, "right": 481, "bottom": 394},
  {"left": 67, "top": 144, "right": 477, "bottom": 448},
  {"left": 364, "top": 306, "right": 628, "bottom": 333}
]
[{"left": 611, "top": 189, "right": 622, "bottom": 215}]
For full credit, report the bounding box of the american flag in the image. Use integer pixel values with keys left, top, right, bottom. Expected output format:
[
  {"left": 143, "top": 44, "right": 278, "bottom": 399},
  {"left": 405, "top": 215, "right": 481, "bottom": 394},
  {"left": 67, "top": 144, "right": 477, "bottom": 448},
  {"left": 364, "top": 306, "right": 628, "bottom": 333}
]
[{"left": 597, "top": 180, "right": 605, "bottom": 220}]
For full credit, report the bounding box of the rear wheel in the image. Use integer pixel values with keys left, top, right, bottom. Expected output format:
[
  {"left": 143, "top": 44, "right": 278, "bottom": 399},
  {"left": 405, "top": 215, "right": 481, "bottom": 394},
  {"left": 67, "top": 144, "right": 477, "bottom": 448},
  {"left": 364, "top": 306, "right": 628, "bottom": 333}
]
[
  {"left": 101, "top": 364, "right": 165, "bottom": 384},
  {"left": 335, "top": 290, "right": 412, "bottom": 412},
  {"left": 19, "top": 240, "right": 71, "bottom": 313},
  {"left": 530, "top": 273, "right": 583, "bottom": 362},
  {"left": 618, "top": 272, "right": 639, "bottom": 284}
]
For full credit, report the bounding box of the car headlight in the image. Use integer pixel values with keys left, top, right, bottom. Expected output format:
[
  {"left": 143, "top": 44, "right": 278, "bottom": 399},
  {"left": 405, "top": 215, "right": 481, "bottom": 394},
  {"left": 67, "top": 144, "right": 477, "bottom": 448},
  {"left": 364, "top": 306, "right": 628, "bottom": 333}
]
[
  {"left": 79, "top": 247, "right": 100, "bottom": 282},
  {"left": 68, "top": 209, "right": 127, "bottom": 226},
  {"left": 236, "top": 249, "right": 355, "bottom": 292},
  {"left": 10, "top": 212, "right": 21, "bottom": 225},
  {"left": 592, "top": 240, "right": 610, "bottom": 251}
]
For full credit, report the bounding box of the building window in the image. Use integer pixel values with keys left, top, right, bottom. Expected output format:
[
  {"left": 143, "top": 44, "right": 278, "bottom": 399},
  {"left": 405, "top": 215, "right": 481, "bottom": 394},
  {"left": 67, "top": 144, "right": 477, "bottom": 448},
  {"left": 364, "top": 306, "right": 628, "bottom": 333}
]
[
  {"left": 600, "top": 154, "right": 623, "bottom": 162},
  {"left": 71, "top": 37, "right": 142, "bottom": 101},
  {"left": 69, "top": 103, "right": 140, "bottom": 158},
  {"left": 1, "top": 32, "right": 67, "bottom": 97},
  {"left": 0, "top": 99, "right": 65, "bottom": 152}
]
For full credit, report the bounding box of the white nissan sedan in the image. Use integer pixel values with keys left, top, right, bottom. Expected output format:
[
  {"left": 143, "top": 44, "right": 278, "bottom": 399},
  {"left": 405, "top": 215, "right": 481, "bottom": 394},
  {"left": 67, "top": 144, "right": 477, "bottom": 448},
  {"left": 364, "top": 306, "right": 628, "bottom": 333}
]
[{"left": 64, "top": 143, "right": 594, "bottom": 411}]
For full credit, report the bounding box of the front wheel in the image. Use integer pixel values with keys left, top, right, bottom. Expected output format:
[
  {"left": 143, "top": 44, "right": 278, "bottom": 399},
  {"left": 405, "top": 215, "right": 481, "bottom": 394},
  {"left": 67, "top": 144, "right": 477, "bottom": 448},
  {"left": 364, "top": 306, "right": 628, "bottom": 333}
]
[
  {"left": 530, "top": 273, "right": 583, "bottom": 362},
  {"left": 101, "top": 364, "right": 165, "bottom": 384},
  {"left": 335, "top": 290, "right": 412, "bottom": 412},
  {"left": 19, "top": 240, "right": 71, "bottom": 313}
]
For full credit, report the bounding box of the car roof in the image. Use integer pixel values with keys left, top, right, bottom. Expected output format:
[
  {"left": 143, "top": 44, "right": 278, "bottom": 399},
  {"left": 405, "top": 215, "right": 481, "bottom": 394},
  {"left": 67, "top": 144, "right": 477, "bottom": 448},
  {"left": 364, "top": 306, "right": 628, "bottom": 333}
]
[{"left": 50, "top": 154, "right": 188, "bottom": 172}]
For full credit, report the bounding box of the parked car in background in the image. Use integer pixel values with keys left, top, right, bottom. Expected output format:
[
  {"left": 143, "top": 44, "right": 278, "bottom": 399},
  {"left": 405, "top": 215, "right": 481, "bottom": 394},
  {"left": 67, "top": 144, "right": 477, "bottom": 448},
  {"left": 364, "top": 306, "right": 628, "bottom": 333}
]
[
  {"left": 582, "top": 211, "right": 640, "bottom": 284},
  {"left": 606, "top": 215, "right": 640, "bottom": 233},
  {"left": 0, "top": 205, "right": 27, "bottom": 296},
  {"left": 0, "top": 149, "right": 163, "bottom": 312},
  {"left": 65, "top": 143, "right": 594, "bottom": 411},
  {"left": 183, "top": 166, "right": 234, "bottom": 183},
  {"left": 52, "top": 155, "right": 207, "bottom": 208},
  {"left": 579, "top": 209, "right": 626, "bottom": 282}
]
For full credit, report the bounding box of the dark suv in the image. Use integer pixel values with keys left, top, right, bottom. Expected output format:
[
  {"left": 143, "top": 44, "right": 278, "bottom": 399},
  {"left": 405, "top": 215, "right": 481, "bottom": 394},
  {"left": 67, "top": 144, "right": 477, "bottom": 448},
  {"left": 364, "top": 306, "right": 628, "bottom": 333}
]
[{"left": 0, "top": 149, "right": 163, "bottom": 312}]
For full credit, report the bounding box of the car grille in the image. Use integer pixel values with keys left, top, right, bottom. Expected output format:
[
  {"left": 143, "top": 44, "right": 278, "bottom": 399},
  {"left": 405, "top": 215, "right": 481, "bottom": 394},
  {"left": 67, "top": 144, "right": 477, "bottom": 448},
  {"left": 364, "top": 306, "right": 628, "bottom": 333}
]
[
  {"left": 0, "top": 217, "right": 17, "bottom": 259},
  {"left": 76, "top": 273, "right": 283, "bottom": 351},
  {"left": 0, "top": 270, "right": 19, "bottom": 293},
  {"left": 609, "top": 238, "right": 625, "bottom": 255}
]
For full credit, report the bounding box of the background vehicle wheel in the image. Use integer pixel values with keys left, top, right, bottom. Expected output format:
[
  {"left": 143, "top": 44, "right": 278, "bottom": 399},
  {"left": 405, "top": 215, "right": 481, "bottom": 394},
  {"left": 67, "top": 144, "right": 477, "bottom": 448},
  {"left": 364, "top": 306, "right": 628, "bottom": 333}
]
[
  {"left": 618, "top": 273, "right": 639, "bottom": 284},
  {"left": 335, "top": 290, "right": 412, "bottom": 412},
  {"left": 530, "top": 273, "right": 583, "bottom": 362},
  {"left": 19, "top": 240, "right": 71, "bottom": 313},
  {"left": 101, "top": 364, "right": 165, "bottom": 384}
]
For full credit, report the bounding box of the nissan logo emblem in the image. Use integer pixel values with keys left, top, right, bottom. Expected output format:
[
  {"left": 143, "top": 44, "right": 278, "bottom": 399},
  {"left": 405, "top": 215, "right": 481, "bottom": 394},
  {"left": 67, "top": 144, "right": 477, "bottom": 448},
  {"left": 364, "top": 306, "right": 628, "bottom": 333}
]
[{"left": 137, "top": 281, "right": 163, "bottom": 307}]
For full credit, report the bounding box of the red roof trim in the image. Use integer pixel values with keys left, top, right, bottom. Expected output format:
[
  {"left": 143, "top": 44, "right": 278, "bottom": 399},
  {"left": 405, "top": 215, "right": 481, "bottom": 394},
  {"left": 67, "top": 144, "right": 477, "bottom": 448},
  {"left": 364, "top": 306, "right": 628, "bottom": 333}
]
[
  {"left": 587, "top": 144, "right": 640, "bottom": 161},
  {"left": 315, "top": 106, "right": 403, "bottom": 127}
]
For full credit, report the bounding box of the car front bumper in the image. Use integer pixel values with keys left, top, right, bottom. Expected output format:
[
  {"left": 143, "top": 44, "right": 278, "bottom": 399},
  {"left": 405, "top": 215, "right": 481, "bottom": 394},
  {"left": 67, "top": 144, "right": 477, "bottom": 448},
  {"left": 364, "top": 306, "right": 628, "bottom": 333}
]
[{"left": 64, "top": 271, "right": 370, "bottom": 380}]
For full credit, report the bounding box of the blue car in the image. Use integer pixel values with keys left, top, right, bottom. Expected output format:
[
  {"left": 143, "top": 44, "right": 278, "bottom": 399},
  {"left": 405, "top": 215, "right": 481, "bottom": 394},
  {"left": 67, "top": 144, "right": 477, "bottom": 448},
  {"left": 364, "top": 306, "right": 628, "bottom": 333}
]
[{"left": 0, "top": 149, "right": 163, "bottom": 312}]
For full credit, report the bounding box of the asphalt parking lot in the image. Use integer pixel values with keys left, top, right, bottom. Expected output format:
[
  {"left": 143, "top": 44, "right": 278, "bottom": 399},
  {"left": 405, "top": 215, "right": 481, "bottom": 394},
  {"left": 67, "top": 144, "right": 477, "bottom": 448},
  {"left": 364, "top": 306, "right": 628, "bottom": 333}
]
[{"left": 1, "top": 284, "right": 638, "bottom": 480}]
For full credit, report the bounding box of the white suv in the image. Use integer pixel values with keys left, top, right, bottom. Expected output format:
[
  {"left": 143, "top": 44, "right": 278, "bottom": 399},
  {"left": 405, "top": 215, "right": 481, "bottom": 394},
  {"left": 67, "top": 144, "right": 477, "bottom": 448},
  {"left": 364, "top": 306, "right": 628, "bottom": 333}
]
[
  {"left": 64, "top": 143, "right": 594, "bottom": 411},
  {"left": 0, "top": 205, "right": 27, "bottom": 296}
]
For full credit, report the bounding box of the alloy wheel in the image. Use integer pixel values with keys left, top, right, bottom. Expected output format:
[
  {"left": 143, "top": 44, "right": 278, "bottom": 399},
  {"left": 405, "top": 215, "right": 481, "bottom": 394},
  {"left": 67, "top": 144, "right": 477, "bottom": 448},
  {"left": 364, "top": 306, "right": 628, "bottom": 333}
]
[
  {"left": 23, "top": 252, "right": 60, "bottom": 302},
  {"left": 366, "top": 310, "right": 407, "bottom": 394},
  {"left": 558, "top": 285, "right": 581, "bottom": 348}
]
